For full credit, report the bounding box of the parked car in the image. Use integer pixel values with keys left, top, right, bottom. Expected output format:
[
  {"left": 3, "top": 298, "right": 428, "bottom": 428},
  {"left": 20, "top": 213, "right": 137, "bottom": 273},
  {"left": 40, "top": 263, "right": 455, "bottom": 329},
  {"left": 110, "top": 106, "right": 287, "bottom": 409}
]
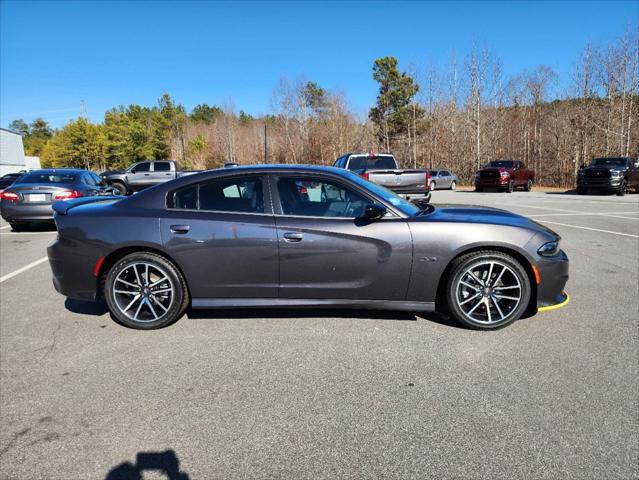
[
  {"left": 429, "top": 170, "right": 459, "bottom": 190},
  {"left": 0, "top": 169, "right": 115, "bottom": 230},
  {"left": 100, "top": 160, "right": 199, "bottom": 195},
  {"left": 48, "top": 165, "right": 569, "bottom": 331},
  {"left": 577, "top": 157, "right": 639, "bottom": 196},
  {"left": 0, "top": 172, "right": 24, "bottom": 190},
  {"left": 334, "top": 153, "right": 431, "bottom": 203},
  {"left": 475, "top": 160, "right": 535, "bottom": 193}
]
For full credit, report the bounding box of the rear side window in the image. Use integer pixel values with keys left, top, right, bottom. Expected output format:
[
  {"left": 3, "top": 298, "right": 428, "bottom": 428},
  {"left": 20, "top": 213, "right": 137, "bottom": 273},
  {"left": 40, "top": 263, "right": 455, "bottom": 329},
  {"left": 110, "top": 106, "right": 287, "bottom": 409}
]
[
  {"left": 83, "top": 173, "right": 97, "bottom": 186},
  {"left": 169, "top": 176, "right": 264, "bottom": 213},
  {"left": 154, "top": 162, "right": 171, "bottom": 172}
]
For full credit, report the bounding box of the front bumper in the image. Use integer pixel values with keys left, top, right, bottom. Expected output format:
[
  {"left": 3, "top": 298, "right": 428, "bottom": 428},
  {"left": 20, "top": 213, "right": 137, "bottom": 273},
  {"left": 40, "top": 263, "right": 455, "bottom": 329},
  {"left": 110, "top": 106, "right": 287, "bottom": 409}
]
[
  {"left": 475, "top": 177, "right": 510, "bottom": 188},
  {"left": 536, "top": 249, "right": 569, "bottom": 309},
  {"left": 0, "top": 202, "right": 55, "bottom": 222},
  {"left": 577, "top": 177, "right": 623, "bottom": 191}
]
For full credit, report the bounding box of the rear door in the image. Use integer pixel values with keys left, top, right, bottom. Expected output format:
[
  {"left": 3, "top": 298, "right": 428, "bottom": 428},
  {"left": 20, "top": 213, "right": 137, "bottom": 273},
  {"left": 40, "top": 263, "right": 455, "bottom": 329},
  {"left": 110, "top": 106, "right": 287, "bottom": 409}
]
[
  {"left": 160, "top": 174, "right": 279, "bottom": 299},
  {"left": 151, "top": 161, "right": 175, "bottom": 184},
  {"left": 269, "top": 173, "right": 413, "bottom": 300}
]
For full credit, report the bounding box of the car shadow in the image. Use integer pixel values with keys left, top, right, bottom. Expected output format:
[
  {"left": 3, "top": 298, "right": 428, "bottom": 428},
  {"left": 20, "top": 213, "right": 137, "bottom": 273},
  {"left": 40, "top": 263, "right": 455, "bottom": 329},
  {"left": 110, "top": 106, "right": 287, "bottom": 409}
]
[
  {"left": 186, "top": 307, "right": 464, "bottom": 329},
  {"left": 65, "top": 298, "right": 110, "bottom": 316},
  {"left": 11, "top": 221, "right": 57, "bottom": 232},
  {"left": 105, "top": 449, "right": 189, "bottom": 480}
]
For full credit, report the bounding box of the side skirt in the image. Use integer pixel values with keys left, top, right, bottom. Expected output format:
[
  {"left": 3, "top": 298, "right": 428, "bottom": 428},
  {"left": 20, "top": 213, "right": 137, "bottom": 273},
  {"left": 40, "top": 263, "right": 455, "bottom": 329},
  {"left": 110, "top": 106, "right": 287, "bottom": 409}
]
[{"left": 191, "top": 298, "right": 435, "bottom": 312}]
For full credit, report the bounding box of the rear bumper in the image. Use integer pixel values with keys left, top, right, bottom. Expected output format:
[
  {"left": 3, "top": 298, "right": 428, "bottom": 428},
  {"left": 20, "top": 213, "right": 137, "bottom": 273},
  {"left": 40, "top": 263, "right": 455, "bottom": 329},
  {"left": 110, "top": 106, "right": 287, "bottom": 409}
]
[
  {"left": 536, "top": 249, "right": 569, "bottom": 309},
  {"left": 387, "top": 187, "right": 431, "bottom": 203},
  {"left": 48, "top": 239, "right": 99, "bottom": 301},
  {"left": 0, "top": 202, "right": 54, "bottom": 222}
]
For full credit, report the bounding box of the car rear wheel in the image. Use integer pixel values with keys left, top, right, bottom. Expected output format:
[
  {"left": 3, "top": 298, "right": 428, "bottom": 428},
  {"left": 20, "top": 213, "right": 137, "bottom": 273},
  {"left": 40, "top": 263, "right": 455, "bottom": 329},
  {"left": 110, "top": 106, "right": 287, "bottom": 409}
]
[
  {"left": 104, "top": 252, "right": 189, "bottom": 329},
  {"left": 524, "top": 179, "right": 533, "bottom": 191},
  {"left": 450, "top": 181, "right": 456, "bottom": 190},
  {"left": 9, "top": 222, "right": 27, "bottom": 232},
  {"left": 445, "top": 251, "right": 531, "bottom": 330},
  {"left": 577, "top": 187, "right": 586, "bottom": 195},
  {"left": 475, "top": 186, "right": 483, "bottom": 192},
  {"left": 430, "top": 181, "right": 436, "bottom": 190}
]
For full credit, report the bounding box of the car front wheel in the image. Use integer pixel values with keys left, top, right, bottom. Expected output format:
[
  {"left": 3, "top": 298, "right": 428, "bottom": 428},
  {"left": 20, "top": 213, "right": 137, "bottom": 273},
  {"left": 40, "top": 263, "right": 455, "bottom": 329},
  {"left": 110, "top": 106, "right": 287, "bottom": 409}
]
[
  {"left": 450, "top": 181, "right": 456, "bottom": 190},
  {"left": 445, "top": 251, "right": 531, "bottom": 330},
  {"left": 104, "top": 252, "right": 189, "bottom": 329},
  {"left": 525, "top": 179, "right": 533, "bottom": 191}
]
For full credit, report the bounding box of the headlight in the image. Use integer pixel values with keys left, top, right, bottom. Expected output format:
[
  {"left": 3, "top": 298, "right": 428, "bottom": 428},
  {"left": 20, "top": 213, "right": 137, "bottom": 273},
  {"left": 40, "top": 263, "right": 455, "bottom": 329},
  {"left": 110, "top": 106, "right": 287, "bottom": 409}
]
[
  {"left": 611, "top": 170, "right": 622, "bottom": 177},
  {"left": 475, "top": 172, "right": 480, "bottom": 178},
  {"left": 538, "top": 240, "right": 560, "bottom": 257},
  {"left": 500, "top": 171, "right": 510, "bottom": 178}
]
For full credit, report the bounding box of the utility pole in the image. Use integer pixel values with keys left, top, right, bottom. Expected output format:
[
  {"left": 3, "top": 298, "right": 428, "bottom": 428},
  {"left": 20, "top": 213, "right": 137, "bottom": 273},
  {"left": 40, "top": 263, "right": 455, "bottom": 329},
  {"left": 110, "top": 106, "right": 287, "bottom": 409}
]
[
  {"left": 264, "top": 123, "right": 268, "bottom": 163},
  {"left": 80, "top": 100, "right": 87, "bottom": 120}
]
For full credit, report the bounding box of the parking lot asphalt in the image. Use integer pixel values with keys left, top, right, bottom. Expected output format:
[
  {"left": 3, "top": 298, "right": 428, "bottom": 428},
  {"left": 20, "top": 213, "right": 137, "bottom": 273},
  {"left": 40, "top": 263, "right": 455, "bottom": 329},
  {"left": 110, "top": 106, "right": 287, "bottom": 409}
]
[{"left": 1, "top": 190, "right": 638, "bottom": 479}]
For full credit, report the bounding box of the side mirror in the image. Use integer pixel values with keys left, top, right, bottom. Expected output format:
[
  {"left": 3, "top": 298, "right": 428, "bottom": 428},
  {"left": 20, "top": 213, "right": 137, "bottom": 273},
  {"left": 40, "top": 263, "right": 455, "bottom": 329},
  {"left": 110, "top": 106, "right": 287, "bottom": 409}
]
[
  {"left": 360, "top": 203, "right": 386, "bottom": 221},
  {"left": 634, "top": 162, "right": 639, "bottom": 169}
]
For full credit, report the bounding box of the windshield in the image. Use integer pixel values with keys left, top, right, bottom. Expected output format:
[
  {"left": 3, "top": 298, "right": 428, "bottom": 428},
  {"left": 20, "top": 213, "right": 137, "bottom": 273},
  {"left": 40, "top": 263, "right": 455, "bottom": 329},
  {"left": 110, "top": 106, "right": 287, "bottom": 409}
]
[
  {"left": 19, "top": 172, "right": 77, "bottom": 184},
  {"left": 486, "top": 160, "right": 514, "bottom": 168},
  {"left": 347, "top": 156, "right": 396, "bottom": 171},
  {"left": 591, "top": 158, "right": 627, "bottom": 167},
  {"left": 344, "top": 171, "right": 421, "bottom": 216}
]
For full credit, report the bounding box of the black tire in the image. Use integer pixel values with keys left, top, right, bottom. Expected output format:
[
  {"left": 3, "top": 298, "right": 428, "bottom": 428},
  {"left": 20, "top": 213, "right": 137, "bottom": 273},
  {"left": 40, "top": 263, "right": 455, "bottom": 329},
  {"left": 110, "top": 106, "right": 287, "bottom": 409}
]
[
  {"left": 430, "top": 181, "right": 436, "bottom": 190},
  {"left": 10, "top": 222, "right": 27, "bottom": 232},
  {"left": 506, "top": 181, "right": 514, "bottom": 193},
  {"left": 445, "top": 250, "right": 531, "bottom": 330},
  {"left": 617, "top": 181, "right": 626, "bottom": 196},
  {"left": 524, "top": 179, "right": 533, "bottom": 192},
  {"left": 475, "top": 186, "right": 483, "bottom": 192},
  {"left": 111, "top": 182, "right": 128, "bottom": 196},
  {"left": 577, "top": 187, "right": 586, "bottom": 195},
  {"left": 450, "top": 181, "right": 456, "bottom": 190},
  {"left": 104, "top": 252, "right": 189, "bottom": 329}
]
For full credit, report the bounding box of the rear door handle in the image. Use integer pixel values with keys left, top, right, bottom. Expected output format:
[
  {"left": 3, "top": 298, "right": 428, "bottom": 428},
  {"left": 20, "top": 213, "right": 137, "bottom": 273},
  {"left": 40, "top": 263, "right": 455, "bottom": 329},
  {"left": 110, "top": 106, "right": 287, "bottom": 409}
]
[
  {"left": 283, "top": 232, "right": 303, "bottom": 242},
  {"left": 144, "top": 173, "right": 150, "bottom": 176},
  {"left": 170, "top": 225, "right": 190, "bottom": 234}
]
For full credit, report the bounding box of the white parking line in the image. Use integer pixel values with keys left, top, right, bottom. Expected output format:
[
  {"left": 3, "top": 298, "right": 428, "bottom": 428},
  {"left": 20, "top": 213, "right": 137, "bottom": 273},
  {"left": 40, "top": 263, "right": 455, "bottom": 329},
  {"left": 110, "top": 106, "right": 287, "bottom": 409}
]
[
  {"left": 0, "top": 231, "right": 57, "bottom": 235},
  {"left": 0, "top": 256, "right": 49, "bottom": 283},
  {"left": 537, "top": 220, "right": 639, "bottom": 238},
  {"left": 529, "top": 212, "right": 639, "bottom": 220},
  {"left": 0, "top": 225, "right": 10, "bottom": 230}
]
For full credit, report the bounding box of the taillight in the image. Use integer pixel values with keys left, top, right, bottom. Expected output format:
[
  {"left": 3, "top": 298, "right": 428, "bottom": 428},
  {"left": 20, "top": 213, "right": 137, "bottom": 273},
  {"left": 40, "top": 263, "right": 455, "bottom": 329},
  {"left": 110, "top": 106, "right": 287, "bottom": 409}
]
[
  {"left": 361, "top": 172, "right": 370, "bottom": 181},
  {"left": 425, "top": 170, "right": 431, "bottom": 188},
  {"left": 0, "top": 191, "right": 19, "bottom": 202},
  {"left": 54, "top": 190, "right": 83, "bottom": 200}
]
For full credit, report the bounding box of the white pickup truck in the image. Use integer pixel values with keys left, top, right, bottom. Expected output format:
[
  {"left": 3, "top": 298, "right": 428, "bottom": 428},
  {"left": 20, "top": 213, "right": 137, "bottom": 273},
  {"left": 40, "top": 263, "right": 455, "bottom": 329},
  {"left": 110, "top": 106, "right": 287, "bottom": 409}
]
[{"left": 333, "top": 153, "right": 431, "bottom": 203}]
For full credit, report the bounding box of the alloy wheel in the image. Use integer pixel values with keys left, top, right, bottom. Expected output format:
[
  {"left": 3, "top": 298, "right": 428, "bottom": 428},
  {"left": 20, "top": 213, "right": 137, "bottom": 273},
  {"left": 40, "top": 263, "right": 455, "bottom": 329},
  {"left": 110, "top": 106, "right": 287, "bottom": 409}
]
[
  {"left": 112, "top": 262, "right": 175, "bottom": 323},
  {"left": 455, "top": 260, "right": 522, "bottom": 325}
]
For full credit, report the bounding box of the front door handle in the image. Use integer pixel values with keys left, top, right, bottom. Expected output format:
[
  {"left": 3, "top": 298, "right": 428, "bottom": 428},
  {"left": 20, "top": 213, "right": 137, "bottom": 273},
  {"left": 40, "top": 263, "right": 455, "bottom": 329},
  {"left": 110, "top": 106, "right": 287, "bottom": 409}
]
[
  {"left": 283, "top": 232, "right": 303, "bottom": 242},
  {"left": 170, "top": 225, "right": 190, "bottom": 234},
  {"left": 144, "top": 173, "right": 150, "bottom": 176}
]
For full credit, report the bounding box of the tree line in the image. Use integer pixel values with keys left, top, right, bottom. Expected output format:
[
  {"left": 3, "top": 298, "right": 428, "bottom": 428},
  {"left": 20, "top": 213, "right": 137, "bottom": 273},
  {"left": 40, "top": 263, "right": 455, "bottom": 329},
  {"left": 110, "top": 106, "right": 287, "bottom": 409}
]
[{"left": 9, "top": 30, "right": 638, "bottom": 187}]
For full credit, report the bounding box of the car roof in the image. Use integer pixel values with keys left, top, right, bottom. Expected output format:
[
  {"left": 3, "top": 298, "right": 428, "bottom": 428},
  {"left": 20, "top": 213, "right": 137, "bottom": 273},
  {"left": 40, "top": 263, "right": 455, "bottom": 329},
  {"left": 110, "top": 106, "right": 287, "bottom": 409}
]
[
  {"left": 23, "top": 168, "right": 88, "bottom": 174},
  {"left": 209, "top": 164, "right": 348, "bottom": 175}
]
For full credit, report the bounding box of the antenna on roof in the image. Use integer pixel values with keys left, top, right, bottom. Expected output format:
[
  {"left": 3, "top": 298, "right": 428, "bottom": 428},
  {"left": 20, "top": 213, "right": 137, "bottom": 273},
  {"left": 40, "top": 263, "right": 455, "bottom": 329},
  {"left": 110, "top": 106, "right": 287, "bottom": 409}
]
[{"left": 80, "top": 100, "right": 87, "bottom": 120}]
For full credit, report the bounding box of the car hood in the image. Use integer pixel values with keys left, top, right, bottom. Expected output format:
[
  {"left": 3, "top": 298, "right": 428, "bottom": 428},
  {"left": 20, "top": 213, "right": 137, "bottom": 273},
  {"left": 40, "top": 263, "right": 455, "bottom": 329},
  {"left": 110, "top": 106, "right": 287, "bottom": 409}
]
[
  {"left": 581, "top": 165, "right": 625, "bottom": 173},
  {"left": 479, "top": 167, "right": 513, "bottom": 173},
  {"left": 414, "top": 204, "right": 558, "bottom": 236},
  {"left": 100, "top": 169, "right": 127, "bottom": 176}
]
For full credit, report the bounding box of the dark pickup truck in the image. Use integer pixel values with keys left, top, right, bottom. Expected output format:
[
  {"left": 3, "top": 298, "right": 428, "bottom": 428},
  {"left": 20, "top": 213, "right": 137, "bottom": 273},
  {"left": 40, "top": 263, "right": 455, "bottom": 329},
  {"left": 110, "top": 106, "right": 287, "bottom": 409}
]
[
  {"left": 577, "top": 157, "right": 639, "bottom": 196},
  {"left": 100, "top": 160, "right": 199, "bottom": 195},
  {"left": 475, "top": 160, "right": 535, "bottom": 193}
]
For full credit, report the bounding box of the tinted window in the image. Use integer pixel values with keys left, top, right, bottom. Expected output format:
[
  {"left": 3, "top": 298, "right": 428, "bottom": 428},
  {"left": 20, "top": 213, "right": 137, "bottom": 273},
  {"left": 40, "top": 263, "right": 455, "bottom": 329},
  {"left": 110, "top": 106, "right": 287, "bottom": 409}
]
[
  {"left": 19, "top": 172, "right": 77, "bottom": 184},
  {"left": 170, "top": 176, "right": 264, "bottom": 213},
  {"left": 277, "top": 177, "right": 370, "bottom": 218},
  {"left": 154, "top": 162, "right": 171, "bottom": 172},
  {"left": 486, "top": 160, "right": 515, "bottom": 168},
  {"left": 91, "top": 173, "right": 103, "bottom": 185},
  {"left": 441, "top": 171, "right": 450, "bottom": 176},
  {"left": 430, "top": 170, "right": 439, "bottom": 176},
  {"left": 347, "top": 156, "right": 396, "bottom": 171},
  {"left": 132, "top": 162, "right": 150, "bottom": 172},
  {"left": 592, "top": 158, "right": 628, "bottom": 167}
]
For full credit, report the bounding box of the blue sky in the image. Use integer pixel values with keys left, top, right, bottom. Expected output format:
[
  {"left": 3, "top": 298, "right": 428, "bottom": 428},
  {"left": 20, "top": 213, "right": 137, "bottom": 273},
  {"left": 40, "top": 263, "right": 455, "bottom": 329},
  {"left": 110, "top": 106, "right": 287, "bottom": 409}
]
[{"left": 1, "top": 0, "right": 637, "bottom": 128}]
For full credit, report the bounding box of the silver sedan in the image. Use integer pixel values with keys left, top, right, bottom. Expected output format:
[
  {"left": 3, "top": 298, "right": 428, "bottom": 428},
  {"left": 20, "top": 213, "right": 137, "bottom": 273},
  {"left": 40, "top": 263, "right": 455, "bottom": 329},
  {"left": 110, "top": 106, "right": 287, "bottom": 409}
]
[{"left": 429, "top": 170, "right": 459, "bottom": 190}]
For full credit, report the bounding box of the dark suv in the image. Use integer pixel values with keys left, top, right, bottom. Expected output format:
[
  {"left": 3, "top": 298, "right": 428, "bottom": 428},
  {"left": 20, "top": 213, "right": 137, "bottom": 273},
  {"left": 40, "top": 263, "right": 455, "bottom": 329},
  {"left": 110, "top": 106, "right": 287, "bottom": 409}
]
[{"left": 577, "top": 157, "right": 639, "bottom": 196}]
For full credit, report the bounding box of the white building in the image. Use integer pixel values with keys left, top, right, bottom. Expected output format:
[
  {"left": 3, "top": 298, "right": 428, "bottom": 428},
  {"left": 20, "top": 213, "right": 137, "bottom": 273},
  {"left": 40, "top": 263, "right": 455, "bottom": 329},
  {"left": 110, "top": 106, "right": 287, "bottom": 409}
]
[{"left": 0, "top": 128, "right": 41, "bottom": 175}]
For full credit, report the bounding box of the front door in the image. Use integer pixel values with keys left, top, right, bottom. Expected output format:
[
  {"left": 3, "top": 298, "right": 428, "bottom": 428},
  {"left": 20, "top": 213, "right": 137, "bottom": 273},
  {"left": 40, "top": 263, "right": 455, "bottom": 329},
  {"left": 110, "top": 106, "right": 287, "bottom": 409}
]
[
  {"left": 160, "top": 174, "right": 278, "bottom": 299},
  {"left": 126, "top": 162, "right": 153, "bottom": 190},
  {"left": 270, "top": 174, "right": 413, "bottom": 300}
]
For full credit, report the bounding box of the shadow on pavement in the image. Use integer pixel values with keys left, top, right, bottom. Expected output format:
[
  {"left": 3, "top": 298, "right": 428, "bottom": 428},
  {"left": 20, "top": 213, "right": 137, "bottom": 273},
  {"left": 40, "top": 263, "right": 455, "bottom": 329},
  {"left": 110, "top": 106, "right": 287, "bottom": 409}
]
[
  {"left": 105, "top": 450, "right": 189, "bottom": 480},
  {"left": 65, "top": 298, "right": 109, "bottom": 316}
]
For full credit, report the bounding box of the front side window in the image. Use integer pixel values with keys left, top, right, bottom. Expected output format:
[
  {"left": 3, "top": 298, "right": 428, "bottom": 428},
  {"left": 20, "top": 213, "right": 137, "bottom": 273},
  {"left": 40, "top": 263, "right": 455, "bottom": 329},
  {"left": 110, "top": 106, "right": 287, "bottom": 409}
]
[
  {"left": 170, "top": 176, "right": 264, "bottom": 213},
  {"left": 276, "top": 176, "right": 370, "bottom": 218},
  {"left": 132, "top": 162, "right": 150, "bottom": 173},
  {"left": 154, "top": 162, "right": 171, "bottom": 172}
]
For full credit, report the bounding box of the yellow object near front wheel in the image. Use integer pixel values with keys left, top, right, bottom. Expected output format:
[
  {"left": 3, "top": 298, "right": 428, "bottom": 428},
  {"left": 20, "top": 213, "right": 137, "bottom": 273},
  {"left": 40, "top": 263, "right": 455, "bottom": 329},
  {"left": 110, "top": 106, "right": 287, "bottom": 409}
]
[{"left": 538, "top": 292, "right": 570, "bottom": 313}]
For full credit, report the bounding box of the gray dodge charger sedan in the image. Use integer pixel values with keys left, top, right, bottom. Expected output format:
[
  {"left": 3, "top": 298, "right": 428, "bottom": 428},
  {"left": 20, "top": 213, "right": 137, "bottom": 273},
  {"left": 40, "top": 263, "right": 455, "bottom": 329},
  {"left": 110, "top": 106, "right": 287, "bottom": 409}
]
[{"left": 47, "top": 165, "right": 569, "bottom": 330}]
